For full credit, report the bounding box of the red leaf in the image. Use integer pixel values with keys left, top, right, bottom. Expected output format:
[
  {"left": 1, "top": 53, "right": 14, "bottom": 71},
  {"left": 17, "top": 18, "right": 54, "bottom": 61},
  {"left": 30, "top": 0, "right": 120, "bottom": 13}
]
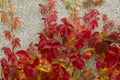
[
  {"left": 83, "top": 9, "right": 99, "bottom": 23},
  {"left": 41, "top": 49, "right": 58, "bottom": 62},
  {"left": 103, "top": 24, "right": 109, "bottom": 31},
  {"left": 109, "top": 20, "right": 115, "bottom": 26},
  {"left": 27, "top": 42, "right": 36, "bottom": 54},
  {"left": 104, "top": 46, "right": 120, "bottom": 68},
  {"left": 16, "top": 50, "right": 28, "bottom": 57},
  {"left": 38, "top": 33, "right": 46, "bottom": 40},
  {"left": 2, "top": 47, "right": 12, "bottom": 55},
  {"left": 89, "top": 18, "right": 100, "bottom": 30},
  {"left": 69, "top": 52, "right": 81, "bottom": 61},
  {"left": 1, "top": 58, "right": 8, "bottom": 69},
  {"left": 24, "top": 64, "right": 37, "bottom": 80},
  {"left": 110, "top": 72, "right": 120, "bottom": 80},
  {"left": 3, "top": 68, "right": 9, "bottom": 80},
  {"left": 57, "top": 18, "right": 73, "bottom": 36},
  {"left": 72, "top": 58, "right": 85, "bottom": 70},
  {"left": 52, "top": 64, "right": 70, "bottom": 80},
  {"left": 102, "top": 14, "right": 108, "bottom": 21},
  {"left": 39, "top": 4, "right": 48, "bottom": 15},
  {"left": 95, "top": 58, "right": 104, "bottom": 70},
  {"left": 81, "top": 29, "right": 92, "bottom": 39},
  {"left": 8, "top": 54, "right": 17, "bottom": 64},
  {"left": 47, "top": 0, "right": 56, "bottom": 10},
  {"left": 74, "top": 37, "right": 85, "bottom": 49},
  {"left": 19, "top": 57, "right": 29, "bottom": 64},
  {"left": 3, "top": 30, "right": 12, "bottom": 40},
  {"left": 11, "top": 37, "right": 20, "bottom": 49}
]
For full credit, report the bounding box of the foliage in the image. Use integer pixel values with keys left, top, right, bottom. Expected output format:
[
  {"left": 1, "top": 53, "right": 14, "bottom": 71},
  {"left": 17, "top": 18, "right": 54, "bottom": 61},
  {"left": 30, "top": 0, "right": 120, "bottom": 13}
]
[{"left": 1, "top": 0, "right": 120, "bottom": 80}]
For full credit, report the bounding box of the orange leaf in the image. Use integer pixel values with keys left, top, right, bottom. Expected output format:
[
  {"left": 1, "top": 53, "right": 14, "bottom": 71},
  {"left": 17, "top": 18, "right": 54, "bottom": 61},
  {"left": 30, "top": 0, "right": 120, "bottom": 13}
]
[
  {"left": 1, "top": 12, "right": 8, "bottom": 22},
  {"left": 10, "top": 17, "right": 20, "bottom": 29},
  {"left": 7, "top": 4, "right": 14, "bottom": 13},
  {"left": 83, "top": 68, "right": 92, "bottom": 80},
  {"left": 3, "top": 30, "right": 12, "bottom": 40},
  {"left": 11, "top": 37, "right": 20, "bottom": 49}
]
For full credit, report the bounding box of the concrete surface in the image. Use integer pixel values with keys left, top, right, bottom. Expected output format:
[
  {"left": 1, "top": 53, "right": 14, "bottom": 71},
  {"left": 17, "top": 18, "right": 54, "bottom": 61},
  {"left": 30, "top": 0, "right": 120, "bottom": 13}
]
[{"left": 0, "top": 0, "right": 120, "bottom": 77}]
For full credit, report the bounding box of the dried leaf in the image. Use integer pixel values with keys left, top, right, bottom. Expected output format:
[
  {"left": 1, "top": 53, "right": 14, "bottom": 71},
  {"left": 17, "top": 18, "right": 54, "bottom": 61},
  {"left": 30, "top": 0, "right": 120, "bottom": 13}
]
[
  {"left": 10, "top": 17, "right": 20, "bottom": 29},
  {"left": 3, "top": 30, "right": 12, "bottom": 40}
]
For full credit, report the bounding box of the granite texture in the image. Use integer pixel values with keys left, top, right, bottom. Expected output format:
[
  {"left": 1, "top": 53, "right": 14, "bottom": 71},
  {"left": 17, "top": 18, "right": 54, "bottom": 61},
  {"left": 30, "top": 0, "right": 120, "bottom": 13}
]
[{"left": 0, "top": 0, "right": 120, "bottom": 78}]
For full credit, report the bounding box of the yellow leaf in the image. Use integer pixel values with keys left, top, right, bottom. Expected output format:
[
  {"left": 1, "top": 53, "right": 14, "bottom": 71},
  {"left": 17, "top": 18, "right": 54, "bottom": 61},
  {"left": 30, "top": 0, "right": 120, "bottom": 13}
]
[
  {"left": 76, "top": 0, "right": 81, "bottom": 6},
  {"left": 66, "top": 3, "right": 71, "bottom": 10},
  {"left": 71, "top": 73, "right": 79, "bottom": 80},
  {"left": 99, "top": 32, "right": 106, "bottom": 38},
  {"left": 59, "top": 59, "right": 66, "bottom": 67},
  {"left": 18, "top": 70, "right": 26, "bottom": 79},
  {"left": 7, "top": 4, "right": 14, "bottom": 13},
  {"left": 85, "top": 48, "right": 95, "bottom": 52},
  {"left": 66, "top": 0, "right": 71, "bottom": 3},
  {"left": 102, "top": 74, "right": 109, "bottom": 80},
  {"left": 0, "top": 0, "right": 5, "bottom": 5},
  {"left": 99, "top": 67, "right": 108, "bottom": 73},
  {"left": 36, "top": 64, "right": 51, "bottom": 72}
]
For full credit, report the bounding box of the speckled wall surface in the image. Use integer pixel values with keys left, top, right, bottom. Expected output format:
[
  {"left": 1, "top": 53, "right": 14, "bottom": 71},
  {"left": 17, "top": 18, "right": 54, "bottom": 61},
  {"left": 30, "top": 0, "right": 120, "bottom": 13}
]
[{"left": 0, "top": 0, "right": 120, "bottom": 73}]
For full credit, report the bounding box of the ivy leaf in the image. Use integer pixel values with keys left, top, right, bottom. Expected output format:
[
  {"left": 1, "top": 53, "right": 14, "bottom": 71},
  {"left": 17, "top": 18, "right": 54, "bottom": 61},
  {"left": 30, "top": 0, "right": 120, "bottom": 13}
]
[
  {"left": 2, "top": 47, "right": 12, "bottom": 55},
  {"left": 1, "top": 12, "right": 8, "bottom": 23},
  {"left": 11, "top": 37, "right": 20, "bottom": 49},
  {"left": 10, "top": 17, "right": 20, "bottom": 29},
  {"left": 3, "top": 30, "right": 12, "bottom": 40}
]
